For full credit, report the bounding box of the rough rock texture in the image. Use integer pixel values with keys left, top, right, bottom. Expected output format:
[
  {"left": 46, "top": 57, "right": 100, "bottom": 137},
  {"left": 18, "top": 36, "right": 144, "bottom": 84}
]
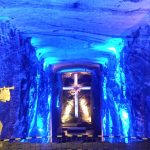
[
  {"left": 124, "top": 0, "right": 142, "bottom": 2},
  {"left": 0, "top": 18, "right": 135, "bottom": 143},
  {"left": 27, "top": 63, "right": 52, "bottom": 143},
  {"left": 0, "top": 19, "right": 53, "bottom": 142},
  {"left": 0, "top": 0, "right": 150, "bottom": 38},
  {"left": 0, "top": 18, "right": 131, "bottom": 142},
  {"left": 0, "top": 0, "right": 150, "bottom": 143},
  {"left": 124, "top": 24, "right": 150, "bottom": 137},
  {"left": 0, "top": 18, "right": 38, "bottom": 139}
]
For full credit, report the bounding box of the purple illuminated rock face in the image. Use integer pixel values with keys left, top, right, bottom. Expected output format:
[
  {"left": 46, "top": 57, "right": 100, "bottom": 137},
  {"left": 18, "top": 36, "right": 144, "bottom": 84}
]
[{"left": 124, "top": 24, "right": 150, "bottom": 137}]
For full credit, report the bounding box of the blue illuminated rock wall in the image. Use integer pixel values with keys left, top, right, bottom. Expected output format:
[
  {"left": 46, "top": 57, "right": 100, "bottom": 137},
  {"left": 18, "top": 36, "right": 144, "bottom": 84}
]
[
  {"left": 0, "top": 18, "right": 150, "bottom": 143},
  {"left": 0, "top": 19, "right": 52, "bottom": 142},
  {"left": 102, "top": 56, "right": 131, "bottom": 142},
  {"left": 124, "top": 24, "right": 150, "bottom": 137},
  {"left": 27, "top": 65, "right": 52, "bottom": 143},
  {"left": 101, "top": 25, "right": 150, "bottom": 141},
  {"left": 0, "top": 18, "right": 39, "bottom": 139}
]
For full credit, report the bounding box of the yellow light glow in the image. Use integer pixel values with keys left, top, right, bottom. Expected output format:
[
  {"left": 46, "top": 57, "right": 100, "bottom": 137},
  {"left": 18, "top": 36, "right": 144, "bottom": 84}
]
[
  {"left": 0, "top": 121, "right": 3, "bottom": 135},
  {"left": 61, "top": 100, "right": 74, "bottom": 123},
  {"left": 0, "top": 86, "right": 15, "bottom": 102},
  {"left": 80, "top": 98, "right": 91, "bottom": 123}
]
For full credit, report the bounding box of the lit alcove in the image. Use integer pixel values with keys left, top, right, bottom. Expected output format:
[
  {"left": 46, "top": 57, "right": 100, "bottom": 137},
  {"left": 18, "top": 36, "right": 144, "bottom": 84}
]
[
  {"left": 29, "top": 37, "right": 131, "bottom": 143},
  {"left": 51, "top": 63, "right": 102, "bottom": 141}
]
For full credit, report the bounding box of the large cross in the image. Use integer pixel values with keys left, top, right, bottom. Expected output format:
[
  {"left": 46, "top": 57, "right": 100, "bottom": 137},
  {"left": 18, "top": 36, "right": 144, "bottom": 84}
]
[{"left": 63, "top": 73, "right": 91, "bottom": 118}]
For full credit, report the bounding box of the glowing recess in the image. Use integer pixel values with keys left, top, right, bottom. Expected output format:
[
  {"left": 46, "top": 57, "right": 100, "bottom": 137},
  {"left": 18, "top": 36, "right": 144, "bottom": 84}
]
[
  {"left": 92, "top": 38, "right": 124, "bottom": 58},
  {"left": 63, "top": 73, "right": 91, "bottom": 118}
]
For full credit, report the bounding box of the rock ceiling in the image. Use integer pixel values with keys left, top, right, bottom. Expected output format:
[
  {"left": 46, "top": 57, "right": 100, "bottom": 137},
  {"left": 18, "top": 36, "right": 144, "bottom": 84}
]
[{"left": 0, "top": 0, "right": 150, "bottom": 50}]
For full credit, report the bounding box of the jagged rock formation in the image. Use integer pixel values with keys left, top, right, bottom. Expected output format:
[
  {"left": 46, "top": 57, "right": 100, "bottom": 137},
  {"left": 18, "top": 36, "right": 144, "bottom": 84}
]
[
  {"left": 0, "top": 0, "right": 150, "bottom": 37},
  {"left": 0, "top": 0, "right": 150, "bottom": 143},
  {"left": 124, "top": 24, "right": 150, "bottom": 137},
  {"left": 0, "top": 18, "right": 38, "bottom": 138},
  {"left": 0, "top": 19, "right": 53, "bottom": 142}
]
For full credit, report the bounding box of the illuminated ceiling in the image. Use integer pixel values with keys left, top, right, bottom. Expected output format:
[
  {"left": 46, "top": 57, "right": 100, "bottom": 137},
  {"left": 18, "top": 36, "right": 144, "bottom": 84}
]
[
  {"left": 0, "top": 0, "right": 150, "bottom": 64},
  {"left": 0, "top": 0, "right": 149, "bottom": 36}
]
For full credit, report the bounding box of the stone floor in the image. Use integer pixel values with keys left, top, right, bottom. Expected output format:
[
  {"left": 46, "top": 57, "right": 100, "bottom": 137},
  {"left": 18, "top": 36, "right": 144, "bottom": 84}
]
[{"left": 0, "top": 141, "right": 150, "bottom": 150}]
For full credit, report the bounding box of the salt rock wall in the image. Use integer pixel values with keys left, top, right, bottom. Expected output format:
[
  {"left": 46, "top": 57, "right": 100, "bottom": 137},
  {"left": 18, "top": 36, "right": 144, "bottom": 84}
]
[
  {"left": 124, "top": 24, "right": 150, "bottom": 137},
  {"left": 0, "top": 18, "right": 150, "bottom": 143},
  {"left": 0, "top": 18, "right": 38, "bottom": 139}
]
